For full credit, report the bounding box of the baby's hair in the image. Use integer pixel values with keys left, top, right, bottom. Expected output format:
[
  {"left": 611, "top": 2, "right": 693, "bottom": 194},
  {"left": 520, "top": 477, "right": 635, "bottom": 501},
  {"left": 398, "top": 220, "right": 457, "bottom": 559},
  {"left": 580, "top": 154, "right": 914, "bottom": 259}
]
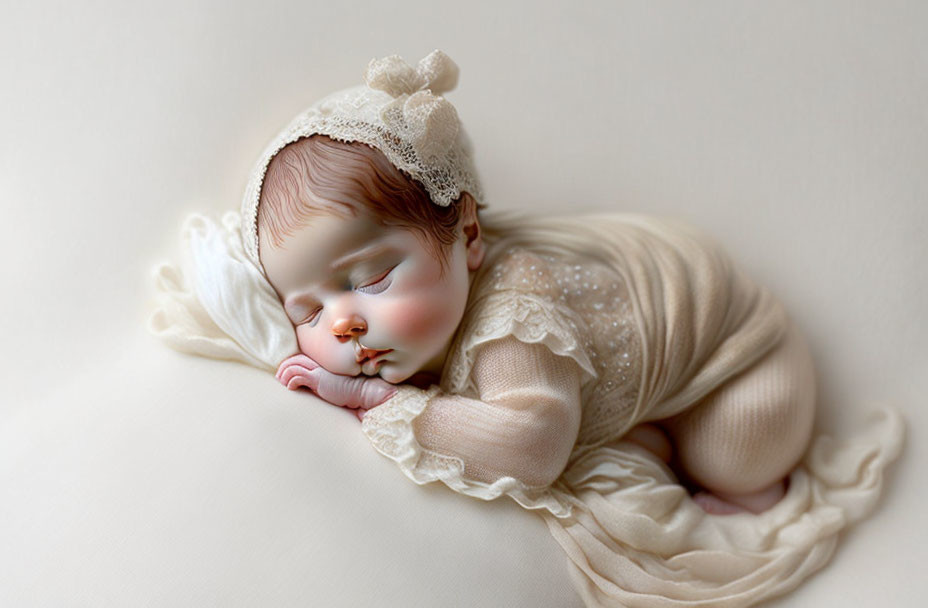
[{"left": 257, "top": 135, "right": 483, "bottom": 272}]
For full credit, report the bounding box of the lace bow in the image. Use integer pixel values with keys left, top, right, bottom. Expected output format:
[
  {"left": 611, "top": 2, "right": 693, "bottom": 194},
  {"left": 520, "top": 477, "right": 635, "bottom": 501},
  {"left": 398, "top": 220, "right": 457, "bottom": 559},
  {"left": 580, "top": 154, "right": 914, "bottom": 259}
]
[{"left": 364, "top": 50, "right": 461, "bottom": 163}]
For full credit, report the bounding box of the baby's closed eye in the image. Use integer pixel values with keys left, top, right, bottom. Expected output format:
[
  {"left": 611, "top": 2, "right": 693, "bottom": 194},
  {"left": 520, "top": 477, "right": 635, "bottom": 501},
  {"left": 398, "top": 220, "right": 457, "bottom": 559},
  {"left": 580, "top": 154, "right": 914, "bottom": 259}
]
[
  {"left": 354, "top": 264, "right": 397, "bottom": 294},
  {"left": 294, "top": 306, "right": 322, "bottom": 326},
  {"left": 288, "top": 263, "right": 399, "bottom": 326}
]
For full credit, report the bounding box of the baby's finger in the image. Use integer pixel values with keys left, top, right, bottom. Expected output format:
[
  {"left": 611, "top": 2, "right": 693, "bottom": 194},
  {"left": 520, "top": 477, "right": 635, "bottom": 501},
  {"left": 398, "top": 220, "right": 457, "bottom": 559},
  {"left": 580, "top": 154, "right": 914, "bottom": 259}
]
[
  {"left": 276, "top": 359, "right": 294, "bottom": 382},
  {"left": 276, "top": 354, "right": 319, "bottom": 380},
  {"left": 287, "top": 376, "right": 310, "bottom": 391},
  {"left": 291, "top": 354, "right": 321, "bottom": 370},
  {"left": 287, "top": 375, "right": 323, "bottom": 394},
  {"left": 276, "top": 354, "right": 304, "bottom": 380},
  {"left": 277, "top": 364, "right": 304, "bottom": 386},
  {"left": 278, "top": 364, "right": 318, "bottom": 389}
]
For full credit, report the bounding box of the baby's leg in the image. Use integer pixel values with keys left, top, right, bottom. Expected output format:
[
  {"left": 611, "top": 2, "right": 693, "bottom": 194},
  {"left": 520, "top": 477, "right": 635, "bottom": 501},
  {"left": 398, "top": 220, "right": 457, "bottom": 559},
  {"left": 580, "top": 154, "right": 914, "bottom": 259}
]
[{"left": 661, "top": 322, "right": 816, "bottom": 512}]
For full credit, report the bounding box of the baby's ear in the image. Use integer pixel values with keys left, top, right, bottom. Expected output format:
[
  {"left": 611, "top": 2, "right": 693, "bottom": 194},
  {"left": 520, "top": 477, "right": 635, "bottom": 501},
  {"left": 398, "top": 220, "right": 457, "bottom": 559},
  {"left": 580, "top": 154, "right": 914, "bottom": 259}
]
[{"left": 460, "top": 193, "right": 485, "bottom": 270}]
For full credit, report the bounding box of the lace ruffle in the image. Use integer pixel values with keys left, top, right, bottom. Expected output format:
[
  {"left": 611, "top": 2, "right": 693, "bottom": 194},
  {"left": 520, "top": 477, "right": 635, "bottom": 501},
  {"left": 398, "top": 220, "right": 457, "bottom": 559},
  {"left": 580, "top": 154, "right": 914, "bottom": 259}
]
[
  {"left": 361, "top": 385, "right": 575, "bottom": 518},
  {"left": 445, "top": 290, "right": 598, "bottom": 396}
]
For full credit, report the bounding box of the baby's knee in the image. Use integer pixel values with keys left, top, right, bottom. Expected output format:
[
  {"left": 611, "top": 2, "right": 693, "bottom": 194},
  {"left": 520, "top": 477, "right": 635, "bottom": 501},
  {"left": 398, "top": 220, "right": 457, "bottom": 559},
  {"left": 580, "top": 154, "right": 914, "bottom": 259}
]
[
  {"left": 675, "top": 409, "right": 809, "bottom": 495},
  {"left": 668, "top": 324, "right": 816, "bottom": 494}
]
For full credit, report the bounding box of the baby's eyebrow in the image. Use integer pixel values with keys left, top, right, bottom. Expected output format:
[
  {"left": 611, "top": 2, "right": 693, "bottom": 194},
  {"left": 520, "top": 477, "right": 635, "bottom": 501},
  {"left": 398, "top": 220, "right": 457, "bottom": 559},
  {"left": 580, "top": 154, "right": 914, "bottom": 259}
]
[{"left": 329, "top": 243, "right": 391, "bottom": 272}]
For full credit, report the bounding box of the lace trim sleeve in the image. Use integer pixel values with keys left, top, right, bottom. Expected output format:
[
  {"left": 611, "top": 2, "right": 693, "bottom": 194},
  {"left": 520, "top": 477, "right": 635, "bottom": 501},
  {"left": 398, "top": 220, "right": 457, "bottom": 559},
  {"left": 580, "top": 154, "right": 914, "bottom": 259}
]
[
  {"left": 361, "top": 384, "right": 442, "bottom": 472},
  {"left": 445, "top": 290, "right": 598, "bottom": 395},
  {"left": 361, "top": 384, "right": 575, "bottom": 517}
]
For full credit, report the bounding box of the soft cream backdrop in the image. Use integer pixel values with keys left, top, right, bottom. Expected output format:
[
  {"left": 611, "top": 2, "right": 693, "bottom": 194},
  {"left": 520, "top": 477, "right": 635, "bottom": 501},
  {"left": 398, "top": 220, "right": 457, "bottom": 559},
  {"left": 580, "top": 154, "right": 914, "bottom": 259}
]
[{"left": 1, "top": 1, "right": 925, "bottom": 606}]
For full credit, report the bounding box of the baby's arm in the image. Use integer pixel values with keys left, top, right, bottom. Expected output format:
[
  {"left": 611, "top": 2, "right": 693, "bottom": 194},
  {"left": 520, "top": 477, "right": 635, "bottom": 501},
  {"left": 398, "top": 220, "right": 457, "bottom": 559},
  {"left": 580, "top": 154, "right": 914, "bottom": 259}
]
[{"left": 363, "top": 335, "right": 583, "bottom": 488}]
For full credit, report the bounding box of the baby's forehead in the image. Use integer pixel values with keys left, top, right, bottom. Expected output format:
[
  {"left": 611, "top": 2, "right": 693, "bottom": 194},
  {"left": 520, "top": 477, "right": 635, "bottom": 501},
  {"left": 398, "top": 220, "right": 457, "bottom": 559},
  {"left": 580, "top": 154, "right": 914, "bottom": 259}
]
[
  {"left": 260, "top": 210, "right": 410, "bottom": 292},
  {"left": 260, "top": 203, "right": 358, "bottom": 252},
  {"left": 270, "top": 209, "right": 376, "bottom": 255}
]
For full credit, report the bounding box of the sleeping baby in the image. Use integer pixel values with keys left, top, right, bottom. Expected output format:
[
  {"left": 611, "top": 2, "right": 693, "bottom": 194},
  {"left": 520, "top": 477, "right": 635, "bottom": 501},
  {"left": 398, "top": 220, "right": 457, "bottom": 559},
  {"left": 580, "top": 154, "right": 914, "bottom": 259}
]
[
  {"left": 251, "top": 51, "right": 814, "bottom": 517},
  {"left": 258, "top": 132, "right": 814, "bottom": 516},
  {"left": 154, "top": 49, "right": 902, "bottom": 607}
]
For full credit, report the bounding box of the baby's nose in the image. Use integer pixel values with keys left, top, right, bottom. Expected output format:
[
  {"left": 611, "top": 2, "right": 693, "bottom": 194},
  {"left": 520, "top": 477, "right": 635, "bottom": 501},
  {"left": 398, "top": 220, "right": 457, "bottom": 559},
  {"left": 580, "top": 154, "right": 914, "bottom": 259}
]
[{"left": 331, "top": 314, "right": 367, "bottom": 341}]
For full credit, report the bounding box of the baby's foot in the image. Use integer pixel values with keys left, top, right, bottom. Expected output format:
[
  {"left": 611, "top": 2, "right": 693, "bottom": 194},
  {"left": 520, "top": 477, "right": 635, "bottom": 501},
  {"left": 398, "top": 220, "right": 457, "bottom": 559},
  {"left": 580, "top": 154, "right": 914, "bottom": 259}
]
[
  {"left": 693, "top": 480, "right": 787, "bottom": 515},
  {"left": 692, "top": 492, "right": 748, "bottom": 515}
]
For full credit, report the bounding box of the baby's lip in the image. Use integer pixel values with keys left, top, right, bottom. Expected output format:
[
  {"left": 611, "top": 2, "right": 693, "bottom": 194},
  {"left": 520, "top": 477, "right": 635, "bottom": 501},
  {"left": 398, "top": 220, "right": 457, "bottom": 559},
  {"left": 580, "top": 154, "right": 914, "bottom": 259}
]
[{"left": 355, "top": 345, "right": 393, "bottom": 364}]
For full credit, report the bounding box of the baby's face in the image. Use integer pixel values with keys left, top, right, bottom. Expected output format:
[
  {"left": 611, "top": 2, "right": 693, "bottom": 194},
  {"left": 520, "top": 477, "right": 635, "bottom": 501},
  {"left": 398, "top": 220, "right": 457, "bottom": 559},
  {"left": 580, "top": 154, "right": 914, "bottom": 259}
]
[{"left": 260, "top": 210, "right": 475, "bottom": 384}]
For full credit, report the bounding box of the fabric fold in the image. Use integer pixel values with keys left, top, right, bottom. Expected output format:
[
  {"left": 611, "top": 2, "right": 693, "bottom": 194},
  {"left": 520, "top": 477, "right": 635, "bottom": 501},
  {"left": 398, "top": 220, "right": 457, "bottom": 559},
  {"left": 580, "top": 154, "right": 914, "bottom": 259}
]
[
  {"left": 150, "top": 211, "right": 296, "bottom": 370},
  {"left": 542, "top": 406, "right": 903, "bottom": 607}
]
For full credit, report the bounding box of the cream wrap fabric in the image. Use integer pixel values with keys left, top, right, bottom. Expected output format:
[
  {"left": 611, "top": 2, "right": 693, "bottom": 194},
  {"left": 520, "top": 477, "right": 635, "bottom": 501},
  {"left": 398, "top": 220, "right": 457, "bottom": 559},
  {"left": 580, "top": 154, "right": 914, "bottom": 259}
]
[
  {"left": 542, "top": 408, "right": 902, "bottom": 607},
  {"left": 477, "top": 212, "right": 789, "bottom": 444}
]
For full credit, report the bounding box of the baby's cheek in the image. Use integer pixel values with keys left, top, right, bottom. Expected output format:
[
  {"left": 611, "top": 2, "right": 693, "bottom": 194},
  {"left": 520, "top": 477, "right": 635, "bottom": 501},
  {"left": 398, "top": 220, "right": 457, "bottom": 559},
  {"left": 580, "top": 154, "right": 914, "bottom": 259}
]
[
  {"left": 380, "top": 291, "right": 461, "bottom": 345},
  {"left": 296, "top": 325, "right": 353, "bottom": 373},
  {"left": 295, "top": 327, "right": 328, "bottom": 362}
]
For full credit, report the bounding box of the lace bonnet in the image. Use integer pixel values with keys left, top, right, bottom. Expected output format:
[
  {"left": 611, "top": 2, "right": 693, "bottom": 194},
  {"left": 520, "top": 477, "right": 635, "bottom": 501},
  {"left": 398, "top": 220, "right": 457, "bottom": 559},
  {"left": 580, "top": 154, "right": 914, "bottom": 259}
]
[{"left": 240, "top": 49, "right": 484, "bottom": 269}]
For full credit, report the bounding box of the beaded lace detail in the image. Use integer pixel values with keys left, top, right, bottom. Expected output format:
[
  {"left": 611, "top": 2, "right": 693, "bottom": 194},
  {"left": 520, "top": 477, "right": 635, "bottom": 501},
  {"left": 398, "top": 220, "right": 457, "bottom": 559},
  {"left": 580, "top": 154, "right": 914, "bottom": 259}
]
[{"left": 451, "top": 247, "right": 643, "bottom": 447}]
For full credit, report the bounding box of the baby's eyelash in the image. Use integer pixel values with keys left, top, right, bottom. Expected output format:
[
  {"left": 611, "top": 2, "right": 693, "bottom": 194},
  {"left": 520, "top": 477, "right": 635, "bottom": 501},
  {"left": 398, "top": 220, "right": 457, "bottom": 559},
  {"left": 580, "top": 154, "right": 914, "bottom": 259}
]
[
  {"left": 354, "top": 265, "right": 397, "bottom": 294},
  {"left": 300, "top": 307, "right": 322, "bottom": 326}
]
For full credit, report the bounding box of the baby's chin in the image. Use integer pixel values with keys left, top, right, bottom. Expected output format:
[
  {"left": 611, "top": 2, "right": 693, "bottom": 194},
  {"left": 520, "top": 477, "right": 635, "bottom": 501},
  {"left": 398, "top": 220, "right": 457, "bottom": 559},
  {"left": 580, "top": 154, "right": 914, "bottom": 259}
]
[
  {"left": 378, "top": 363, "right": 441, "bottom": 388},
  {"left": 373, "top": 362, "right": 409, "bottom": 384}
]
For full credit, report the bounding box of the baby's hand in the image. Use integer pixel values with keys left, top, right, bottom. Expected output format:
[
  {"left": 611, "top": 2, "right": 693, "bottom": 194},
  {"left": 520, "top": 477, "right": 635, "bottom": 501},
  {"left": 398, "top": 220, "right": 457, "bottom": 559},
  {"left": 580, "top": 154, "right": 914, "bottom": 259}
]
[{"left": 275, "top": 354, "right": 397, "bottom": 418}]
